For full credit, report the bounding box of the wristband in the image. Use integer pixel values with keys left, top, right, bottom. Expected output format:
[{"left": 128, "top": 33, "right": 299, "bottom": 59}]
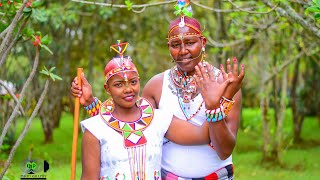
[
  {"left": 205, "top": 105, "right": 226, "bottom": 122},
  {"left": 84, "top": 97, "right": 102, "bottom": 116},
  {"left": 220, "top": 96, "right": 235, "bottom": 116}
]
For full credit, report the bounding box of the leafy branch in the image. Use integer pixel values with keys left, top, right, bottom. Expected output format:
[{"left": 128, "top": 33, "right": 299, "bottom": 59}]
[
  {"left": 306, "top": 0, "right": 320, "bottom": 20},
  {"left": 40, "top": 66, "right": 62, "bottom": 81}
]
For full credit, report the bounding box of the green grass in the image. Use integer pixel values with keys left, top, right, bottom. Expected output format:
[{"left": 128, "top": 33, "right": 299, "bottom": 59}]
[
  {"left": 1, "top": 113, "right": 83, "bottom": 179},
  {"left": 234, "top": 108, "right": 320, "bottom": 180},
  {"left": 1, "top": 109, "right": 320, "bottom": 179}
]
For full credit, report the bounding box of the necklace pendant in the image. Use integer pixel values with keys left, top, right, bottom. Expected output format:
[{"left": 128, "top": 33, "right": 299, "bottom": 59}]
[
  {"left": 183, "top": 92, "right": 192, "bottom": 103},
  {"left": 123, "top": 130, "right": 147, "bottom": 147}
]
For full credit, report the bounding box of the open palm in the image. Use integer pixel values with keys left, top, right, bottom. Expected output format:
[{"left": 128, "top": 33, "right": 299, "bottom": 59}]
[{"left": 194, "top": 62, "right": 231, "bottom": 110}]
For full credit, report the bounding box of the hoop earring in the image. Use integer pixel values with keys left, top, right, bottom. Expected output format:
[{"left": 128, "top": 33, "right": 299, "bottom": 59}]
[{"left": 105, "top": 98, "right": 114, "bottom": 112}]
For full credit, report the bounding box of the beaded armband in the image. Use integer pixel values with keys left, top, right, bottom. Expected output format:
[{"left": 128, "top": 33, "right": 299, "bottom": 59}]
[
  {"left": 220, "top": 96, "right": 235, "bottom": 116},
  {"left": 84, "top": 97, "right": 102, "bottom": 116},
  {"left": 205, "top": 105, "right": 226, "bottom": 122}
]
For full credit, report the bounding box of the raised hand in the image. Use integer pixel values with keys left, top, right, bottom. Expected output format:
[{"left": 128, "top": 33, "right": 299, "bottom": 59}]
[
  {"left": 220, "top": 57, "right": 245, "bottom": 99},
  {"left": 70, "top": 73, "right": 94, "bottom": 106},
  {"left": 194, "top": 62, "right": 231, "bottom": 110}
]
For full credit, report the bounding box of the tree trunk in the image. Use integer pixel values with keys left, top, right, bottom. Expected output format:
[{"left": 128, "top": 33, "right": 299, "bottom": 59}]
[
  {"left": 38, "top": 83, "right": 62, "bottom": 143},
  {"left": 43, "top": 125, "right": 53, "bottom": 143},
  {"left": 261, "top": 94, "right": 272, "bottom": 162},
  {"left": 213, "top": 0, "right": 227, "bottom": 64},
  {"left": 290, "top": 59, "right": 304, "bottom": 143},
  {"left": 272, "top": 53, "right": 279, "bottom": 127},
  {"left": 52, "top": 97, "right": 63, "bottom": 128},
  {"left": 273, "top": 69, "right": 288, "bottom": 163},
  {"left": 293, "top": 115, "right": 304, "bottom": 143},
  {"left": 40, "top": 113, "right": 54, "bottom": 144}
]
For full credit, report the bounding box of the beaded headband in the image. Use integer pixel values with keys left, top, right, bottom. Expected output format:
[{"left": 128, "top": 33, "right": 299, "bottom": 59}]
[{"left": 104, "top": 41, "right": 138, "bottom": 83}]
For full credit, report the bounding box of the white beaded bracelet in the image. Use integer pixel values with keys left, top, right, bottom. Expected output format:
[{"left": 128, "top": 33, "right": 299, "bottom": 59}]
[{"left": 205, "top": 105, "right": 226, "bottom": 122}]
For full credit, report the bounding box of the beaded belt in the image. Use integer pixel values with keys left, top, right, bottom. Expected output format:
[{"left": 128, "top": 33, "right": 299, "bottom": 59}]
[{"left": 161, "top": 164, "right": 234, "bottom": 180}]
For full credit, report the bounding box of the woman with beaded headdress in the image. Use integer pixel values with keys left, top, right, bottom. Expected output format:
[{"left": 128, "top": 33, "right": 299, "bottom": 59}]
[
  {"left": 73, "top": 1, "right": 245, "bottom": 179},
  {"left": 80, "top": 41, "right": 239, "bottom": 179}
]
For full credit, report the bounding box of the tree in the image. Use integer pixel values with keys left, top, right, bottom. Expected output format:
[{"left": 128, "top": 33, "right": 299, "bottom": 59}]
[{"left": 0, "top": 0, "right": 61, "bottom": 178}]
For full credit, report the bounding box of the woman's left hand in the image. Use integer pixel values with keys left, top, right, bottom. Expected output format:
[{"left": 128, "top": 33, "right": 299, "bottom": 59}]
[{"left": 194, "top": 62, "right": 231, "bottom": 110}]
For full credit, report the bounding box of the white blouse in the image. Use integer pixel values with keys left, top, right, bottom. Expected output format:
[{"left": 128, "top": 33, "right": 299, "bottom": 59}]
[{"left": 80, "top": 109, "right": 173, "bottom": 179}]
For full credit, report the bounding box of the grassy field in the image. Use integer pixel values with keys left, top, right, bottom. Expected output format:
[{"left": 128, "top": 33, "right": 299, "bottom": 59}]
[{"left": 1, "top": 108, "right": 320, "bottom": 179}]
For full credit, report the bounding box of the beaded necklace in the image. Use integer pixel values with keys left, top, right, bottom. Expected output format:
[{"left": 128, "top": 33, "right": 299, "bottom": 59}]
[
  {"left": 169, "top": 66, "right": 197, "bottom": 103},
  {"left": 100, "top": 97, "right": 154, "bottom": 180},
  {"left": 178, "top": 97, "right": 204, "bottom": 121},
  {"left": 168, "top": 66, "right": 205, "bottom": 120}
]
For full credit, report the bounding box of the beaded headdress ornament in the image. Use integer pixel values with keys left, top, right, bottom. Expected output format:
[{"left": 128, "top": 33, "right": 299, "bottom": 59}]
[
  {"left": 168, "top": 0, "right": 203, "bottom": 41},
  {"left": 104, "top": 40, "right": 138, "bottom": 84}
]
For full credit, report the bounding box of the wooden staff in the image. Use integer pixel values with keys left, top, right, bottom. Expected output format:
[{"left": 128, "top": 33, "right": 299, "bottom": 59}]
[{"left": 71, "top": 68, "right": 83, "bottom": 180}]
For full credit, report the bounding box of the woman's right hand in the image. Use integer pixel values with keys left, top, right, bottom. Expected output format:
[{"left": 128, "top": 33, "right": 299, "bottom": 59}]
[{"left": 70, "top": 73, "right": 94, "bottom": 106}]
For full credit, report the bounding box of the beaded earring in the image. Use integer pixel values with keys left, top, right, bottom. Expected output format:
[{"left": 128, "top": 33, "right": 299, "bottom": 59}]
[
  {"left": 104, "top": 98, "right": 114, "bottom": 112},
  {"left": 201, "top": 47, "right": 206, "bottom": 62}
]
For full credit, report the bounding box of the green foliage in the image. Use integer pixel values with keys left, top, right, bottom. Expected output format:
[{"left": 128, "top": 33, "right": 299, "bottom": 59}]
[
  {"left": 30, "top": 34, "right": 53, "bottom": 54},
  {"left": 306, "top": 0, "right": 320, "bottom": 20},
  {"left": 31, "top": 8, "right": 48, "bottom": 22},
  {"left": 23, "top": 7, "right": 32, "bottom": 14},
  {"left": 22, "top": 27, "right": 34, "bottom": 37},
  {"left": 40, "top": 34, "right": 51, "bottom": 45},
  {"left": 39, "top": 66, "right": 62, "bottom": 81},
  {"left": 125, "top": 0, "right": 133, "bottom": 11},
  {"left": 32, "top": 0, "right": 45, "bottom": 8}
]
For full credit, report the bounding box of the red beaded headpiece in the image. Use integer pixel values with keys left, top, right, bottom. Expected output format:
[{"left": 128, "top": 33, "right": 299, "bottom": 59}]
[
  {"left": 167, "top": 1, "right": 203, "bottom": 40},
  {"left": 104, "top": 41, "right": 138, "bottom": 83}
]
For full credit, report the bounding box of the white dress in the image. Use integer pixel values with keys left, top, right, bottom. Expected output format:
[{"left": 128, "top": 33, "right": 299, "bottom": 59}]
[
  {"left": 81, "top": 109, "right": 173, "bottom": 179},
  {"left": 160, "top": 68, "right": 232, "bottom": 178}
]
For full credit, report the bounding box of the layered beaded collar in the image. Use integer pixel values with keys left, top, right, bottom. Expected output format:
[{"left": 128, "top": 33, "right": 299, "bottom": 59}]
[
  {"left": 99, "top": 97, "right": 154, "bottom": 148},
  {"left": 169, "top": 65, "right": 197, "bottom": 103}
]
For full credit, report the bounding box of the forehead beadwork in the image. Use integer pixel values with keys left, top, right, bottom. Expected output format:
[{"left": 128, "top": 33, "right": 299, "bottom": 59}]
[{"left": 104, "top": 41, "right": 138, "bottom": 84}]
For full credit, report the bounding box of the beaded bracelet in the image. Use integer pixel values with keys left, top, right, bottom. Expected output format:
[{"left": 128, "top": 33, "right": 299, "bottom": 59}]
[
  {"left": 220, "top": 96, "right": 235, "bottom": 116},
  {"left": 205, "top": 105, "right": 226, "bottom": 122},
  {"left": 84, "top": 97, "right": 102, "bottom": 116}
]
